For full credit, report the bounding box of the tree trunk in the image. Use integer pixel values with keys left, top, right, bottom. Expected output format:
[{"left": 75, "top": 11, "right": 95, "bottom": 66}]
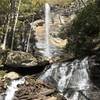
[
  {"left": 11, "top": 0, "right": 21, "bottom": 50},
  {"left": 2, "top": 15, "right": 10, "bottom": 50}
]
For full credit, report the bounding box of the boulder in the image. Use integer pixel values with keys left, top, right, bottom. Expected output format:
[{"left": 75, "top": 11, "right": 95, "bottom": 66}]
[
  {"left": 5, "top": 51, "right": 38, "bottom": 67},
  {"left": 5, "top": 51, "right": 49, "bottom": 68},
  {"left": 3, "top": 72, "right": 20, "bottom": 80}
]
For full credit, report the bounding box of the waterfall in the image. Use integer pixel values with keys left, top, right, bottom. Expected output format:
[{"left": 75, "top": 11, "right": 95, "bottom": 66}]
[
  {"left": 5, "top": 78, "right": 25, "bottom": 100},
  {"left": 40, "top": 57, "right": 90, "bottom": 100},
  {"left": 26, "top": 32, "right": 31, "bottom": 53},
  {"left": 44, "top": 3, "right": 51, "bottom": 58}
]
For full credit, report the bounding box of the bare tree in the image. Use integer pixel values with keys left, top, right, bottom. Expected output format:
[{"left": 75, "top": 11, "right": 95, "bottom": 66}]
[
  {"left": 11, "top": 0, "right": 21, "bottom": 50},
  {"left": 1, "top": 15, "right": 11, "bottom": 50}
]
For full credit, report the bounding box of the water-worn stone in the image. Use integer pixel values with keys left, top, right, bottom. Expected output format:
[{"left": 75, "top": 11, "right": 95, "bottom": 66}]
[{"left": 3, "top": 72, "right": 20, "bottom": 80}]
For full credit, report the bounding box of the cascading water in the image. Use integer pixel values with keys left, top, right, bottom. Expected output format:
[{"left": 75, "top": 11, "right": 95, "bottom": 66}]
[
  {"left": 26, "top": 30, "right": 31, "bottom": 53},
  {"left": 40, "top": 57, "right": 90, "bottom": 100},
  {"left": 4, "top": 77, "right": 25, "bottom": 100},
  {"left": 44, "top": 3, "right": 51, "bottom": 58}
]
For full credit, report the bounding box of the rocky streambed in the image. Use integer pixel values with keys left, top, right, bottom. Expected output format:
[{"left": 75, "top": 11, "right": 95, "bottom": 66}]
[
  {"left": 0, "top": 48, "right": 66, "bottom": 100},
  {"left": 0, "top": 76, "right": 65, "bottom": 100},
  {"left": 0, "top": 39, "right": 99, "bottom": 100},
  {"left": 0, "top": 54, "right": 100, "bottom": 100}
]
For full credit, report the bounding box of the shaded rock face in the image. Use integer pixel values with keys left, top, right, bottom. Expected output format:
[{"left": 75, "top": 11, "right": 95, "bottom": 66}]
[
  {"left": 40, "top": 57, "right": 100, "bottom": 100},
  {"left": 2, "top": 51, "right": 50, "bottom": 75},
  {"left": 0, "top": 50, "right": 49, "bottom": 75},
  {"left": 89, "top": 54, "right": 100, "bottom": 88}
]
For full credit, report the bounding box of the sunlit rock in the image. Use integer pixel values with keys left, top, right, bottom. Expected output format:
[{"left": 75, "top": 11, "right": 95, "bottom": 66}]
[
  {"left": 4, "top": 72, "right": 20, "bottom": 80},
  {"left": 47, "top": 97, "right": 57, "bottom": 100},
  {"left": 0, "top": 79, "right": 5, "bottom": 94},
  {"left": 50, "top": 37, "right": 68, "bottom": 48}
]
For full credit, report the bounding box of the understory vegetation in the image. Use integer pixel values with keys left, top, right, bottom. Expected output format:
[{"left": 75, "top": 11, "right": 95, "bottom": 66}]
[{"left": 63, "top": 0, "right": 100, "bottom": 57}]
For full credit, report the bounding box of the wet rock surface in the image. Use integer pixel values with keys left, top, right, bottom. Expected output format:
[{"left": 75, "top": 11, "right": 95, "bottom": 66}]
[{"left": 40, "top": 57, "right": 100, "bottom": 100}]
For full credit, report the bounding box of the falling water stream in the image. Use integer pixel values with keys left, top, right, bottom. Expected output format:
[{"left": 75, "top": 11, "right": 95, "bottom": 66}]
[
  {"left": 4, "top": 78, "right": 25, "bottom": 100},
  {"left": 44, "top": 3, "right": 51, "bottom": 58},
  {"left": 40, "top": 57, "right": 90, "bottom": 100}
]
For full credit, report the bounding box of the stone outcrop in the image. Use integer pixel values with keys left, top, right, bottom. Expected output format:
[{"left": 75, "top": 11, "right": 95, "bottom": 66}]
[
  {"left": 5, "top": 51, "right": 49, "bottom": 68},
  {"left": 5, "top": 51, "right": 38, "bottom": 67}
]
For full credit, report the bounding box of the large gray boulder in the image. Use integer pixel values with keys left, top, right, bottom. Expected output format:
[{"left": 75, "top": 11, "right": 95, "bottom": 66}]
[{"left": 5, "top": 51, "right": 48, "bottom": 67}]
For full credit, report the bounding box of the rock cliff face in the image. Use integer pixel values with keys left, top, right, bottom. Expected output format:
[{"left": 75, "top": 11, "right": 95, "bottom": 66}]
[{"left": 32, "top": 0, "right": 89, "bottom": 58}]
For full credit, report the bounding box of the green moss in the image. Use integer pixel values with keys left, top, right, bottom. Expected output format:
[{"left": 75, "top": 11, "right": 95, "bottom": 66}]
[{"left": 0, "top": 70, "right": 7, "bottom": 78}]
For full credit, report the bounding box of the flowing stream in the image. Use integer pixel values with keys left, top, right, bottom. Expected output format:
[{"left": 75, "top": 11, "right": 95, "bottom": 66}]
[
  {"left": 4, "top": 77, "right": 25, "bottom": 100},
  {"left": 40, "top": 57, "right": 90, "bottom": 100}
]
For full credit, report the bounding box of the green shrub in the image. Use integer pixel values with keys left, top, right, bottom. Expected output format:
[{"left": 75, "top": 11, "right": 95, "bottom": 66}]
[{"left": 65, "top": 1, "right": 100, "bottom": 57}]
